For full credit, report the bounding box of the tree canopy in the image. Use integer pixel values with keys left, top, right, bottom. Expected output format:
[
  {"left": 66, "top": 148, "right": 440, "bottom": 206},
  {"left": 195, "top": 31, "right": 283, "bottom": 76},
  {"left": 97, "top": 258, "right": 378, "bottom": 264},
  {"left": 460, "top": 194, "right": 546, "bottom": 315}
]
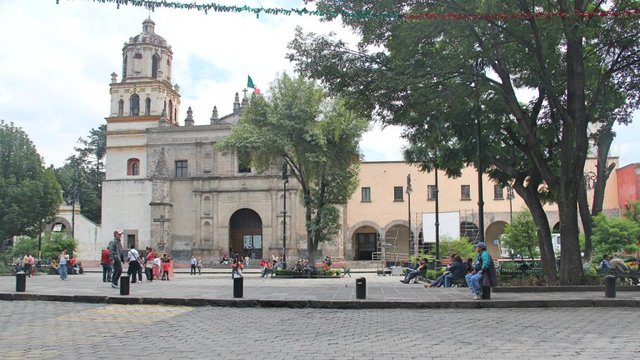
[
  {"left": 55, "top": 124, "right": 106, "bottom": 224},
  {"left": 0, "top": 120, "right": 61, "bottom": 242},
  {"left": 288, "top": 0, "right": 640, "bottom": 284},
  {"left": 216, "top": 74, "right": 368, "bottom": 264}
]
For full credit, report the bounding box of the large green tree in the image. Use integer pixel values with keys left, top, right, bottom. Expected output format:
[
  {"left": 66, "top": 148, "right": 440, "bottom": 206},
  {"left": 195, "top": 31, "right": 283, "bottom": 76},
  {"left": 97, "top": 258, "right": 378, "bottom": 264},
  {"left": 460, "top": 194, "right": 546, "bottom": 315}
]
[
  {"left": 216, "top": 74, "right": 368, "bottom": 264},
  {"left": 0, "top": 120, "right": 61, "bottom": 242},
  {"left": 289, "top": 1, "right": 640, "bottom": 284},
  {"left": 55, "top": 124, "right": 106, "bottom": 223}
]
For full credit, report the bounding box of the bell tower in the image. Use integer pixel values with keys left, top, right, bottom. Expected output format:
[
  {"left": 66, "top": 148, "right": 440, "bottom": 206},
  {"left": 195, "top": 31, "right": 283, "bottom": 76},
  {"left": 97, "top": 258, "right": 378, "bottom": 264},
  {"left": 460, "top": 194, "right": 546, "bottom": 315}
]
[
  {"left": 102, "top": 18, "right": 181, "bottom": 256},
  {"left": 107, "top": 18, "right": 181, "bottom": 125}
]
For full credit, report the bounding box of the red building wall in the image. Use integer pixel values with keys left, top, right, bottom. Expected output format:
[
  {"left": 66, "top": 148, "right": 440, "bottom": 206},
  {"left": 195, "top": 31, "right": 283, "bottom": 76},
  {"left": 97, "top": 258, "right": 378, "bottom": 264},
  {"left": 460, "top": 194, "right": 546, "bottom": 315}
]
[{"left": 616, "top": 163, "right": 640, "bottom": 208}]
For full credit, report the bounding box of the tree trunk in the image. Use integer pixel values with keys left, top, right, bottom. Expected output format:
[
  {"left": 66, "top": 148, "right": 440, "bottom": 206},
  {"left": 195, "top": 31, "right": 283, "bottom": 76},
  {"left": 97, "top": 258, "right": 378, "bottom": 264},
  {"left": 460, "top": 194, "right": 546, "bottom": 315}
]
[
  {"left": 558, "top": 190, "right": 584, "bottom": 285},
  {"left": 578, "top": 181, "right": 592, "bottom": 260},
  {"left": 516, "top": 181, "right": 557, "bottom": 283}
]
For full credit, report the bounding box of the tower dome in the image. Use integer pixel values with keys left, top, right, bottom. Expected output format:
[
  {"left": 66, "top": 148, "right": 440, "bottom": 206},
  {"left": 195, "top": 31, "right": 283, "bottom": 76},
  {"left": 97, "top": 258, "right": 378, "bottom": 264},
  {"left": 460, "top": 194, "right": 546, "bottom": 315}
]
[{"left": 121, "top": 18, "right": 173, "bottom": 83}]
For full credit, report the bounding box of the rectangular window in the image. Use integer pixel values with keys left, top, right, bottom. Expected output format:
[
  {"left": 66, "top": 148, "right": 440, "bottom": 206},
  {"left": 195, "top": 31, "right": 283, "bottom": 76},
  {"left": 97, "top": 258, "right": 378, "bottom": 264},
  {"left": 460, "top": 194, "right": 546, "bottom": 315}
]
[
  {"left": 461, "top": 185, "right": 471, "bottom": 200},
  {"left": 175, "top": 160, "right": 188, "bottom": 177},
  {"left": 494, "top": 185, "right": 504, "bottom": 200},
  {"left": 361, "top": 187, "right": 371, "bottom": 202},
  {"left": 427, "top": 185, "right": 437, "bottom": 200},
  {"left": 394, "top": 186, "right": 404, "bottom": 201}
]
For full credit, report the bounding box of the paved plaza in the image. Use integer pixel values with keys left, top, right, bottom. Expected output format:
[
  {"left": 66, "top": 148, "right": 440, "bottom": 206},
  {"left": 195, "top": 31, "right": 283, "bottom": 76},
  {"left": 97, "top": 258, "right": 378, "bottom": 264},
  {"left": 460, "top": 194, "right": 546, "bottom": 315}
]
[
  {"left": 0, "top": 300, "right": 638, "bottom": 359},
  {"left": 0, "top": 271, "right": 639, "bottom": 308}
]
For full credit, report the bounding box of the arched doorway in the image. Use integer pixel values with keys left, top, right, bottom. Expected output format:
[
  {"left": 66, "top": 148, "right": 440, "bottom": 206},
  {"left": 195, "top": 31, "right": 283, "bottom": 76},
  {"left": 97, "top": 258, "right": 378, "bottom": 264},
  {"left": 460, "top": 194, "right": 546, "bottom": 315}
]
[
  {"left": 486, "top": 221, "right": 507, "bottom": 258},
  {"left": 229, "top": 209, "right": 262, "bottom": 259},
  {"left": 352, "top": 226, "right": 379, "bottom": 260}
]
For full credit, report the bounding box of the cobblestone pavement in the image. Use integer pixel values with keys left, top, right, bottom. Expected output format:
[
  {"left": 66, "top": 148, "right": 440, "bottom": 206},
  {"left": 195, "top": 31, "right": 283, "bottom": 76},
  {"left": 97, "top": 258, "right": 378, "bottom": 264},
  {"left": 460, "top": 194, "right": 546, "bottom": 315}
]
[{"left": 0, "top": 300, "right": 637, "bottom": 359}]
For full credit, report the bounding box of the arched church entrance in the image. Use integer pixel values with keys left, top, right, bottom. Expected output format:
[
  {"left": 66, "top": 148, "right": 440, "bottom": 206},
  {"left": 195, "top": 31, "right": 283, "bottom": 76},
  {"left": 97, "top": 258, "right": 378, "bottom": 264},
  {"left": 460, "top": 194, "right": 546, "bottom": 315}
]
[{"left": 229, "top": 209, "right": 263, "bottom": 259}]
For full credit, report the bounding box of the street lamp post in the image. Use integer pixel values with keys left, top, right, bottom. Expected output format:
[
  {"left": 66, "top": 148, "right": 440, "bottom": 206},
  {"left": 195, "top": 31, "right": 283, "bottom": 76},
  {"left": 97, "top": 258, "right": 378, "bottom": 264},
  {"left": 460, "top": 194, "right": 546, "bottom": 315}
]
[
  {"left": 584, "top": 171, "right": 597, "bottom": 191},
  {"left": 476, "top": 118, "right": 485, "bottom": 243},
  {"left": 434, "top": 168, "right": 440, "bottom": 260},
  {"left": 282, "top": 163, "right": 289, "bottom": 270},
  {"left": 508, "top": 185, "right": 514, "bottom": 223},
  {"left": 69, "top": 186, "right": 78, "bottom": 239},
  {"left": 406, "top": 174, "right": 413, "bottom": 255}
]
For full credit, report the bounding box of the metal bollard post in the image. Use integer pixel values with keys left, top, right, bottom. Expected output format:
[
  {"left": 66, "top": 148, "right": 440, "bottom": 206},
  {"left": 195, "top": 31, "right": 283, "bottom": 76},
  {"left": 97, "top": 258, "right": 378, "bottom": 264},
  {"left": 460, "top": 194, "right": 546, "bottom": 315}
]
[
  {"left": 233, "top": 276, "right": 243, "bottom": 298},
  {"left": 356, "top": 277, "right": 366, "bottom": 299},
  {"left": 605, "top": 275, "right": 616, "bottom": 298},
  {"left": 120, "top": 275, "right": 130, "bottom": 295},
  {"left": 16, "top": 272, "right": 26, "bottom": 292}
]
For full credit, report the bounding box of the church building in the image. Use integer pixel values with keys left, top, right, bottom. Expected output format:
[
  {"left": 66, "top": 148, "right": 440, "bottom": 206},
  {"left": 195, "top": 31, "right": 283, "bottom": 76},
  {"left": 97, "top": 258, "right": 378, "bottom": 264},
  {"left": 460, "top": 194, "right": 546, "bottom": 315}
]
[{"left": 100, "top": 18, "right": 305, "bottom": 263}]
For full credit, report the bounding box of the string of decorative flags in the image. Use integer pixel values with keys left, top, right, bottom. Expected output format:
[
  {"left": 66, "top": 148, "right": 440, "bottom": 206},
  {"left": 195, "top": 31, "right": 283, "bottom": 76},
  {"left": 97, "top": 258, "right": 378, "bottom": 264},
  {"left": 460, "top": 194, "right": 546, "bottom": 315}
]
[{"left": 54, "top": 0, "right": 640, "bottom": 20}]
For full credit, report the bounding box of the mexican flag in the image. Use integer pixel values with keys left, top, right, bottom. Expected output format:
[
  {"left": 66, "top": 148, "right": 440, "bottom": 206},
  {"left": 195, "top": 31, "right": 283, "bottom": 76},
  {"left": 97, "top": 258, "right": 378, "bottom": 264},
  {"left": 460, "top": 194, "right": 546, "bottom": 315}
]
[{"left": 247, "top": 75, "right": 261, "bottom": 94}]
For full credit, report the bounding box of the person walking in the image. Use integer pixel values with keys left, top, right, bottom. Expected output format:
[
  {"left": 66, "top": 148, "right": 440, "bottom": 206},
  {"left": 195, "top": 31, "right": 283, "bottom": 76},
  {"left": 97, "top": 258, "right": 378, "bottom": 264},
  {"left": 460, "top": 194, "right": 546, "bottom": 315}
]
[
  {"left": 108, "top": 230, "right": 124, "bottom": 289},
  {"left": 190, "top": 255, "right": 197, "bottom": 275},
  {"left": 101, "top": 247, "right": 112, "bottom": 282},
  {"left": 58, "top": 250, "right": 69, "bottom": 280},
  {"left": 197, "top": 257, "right": 203, "bottom": 275},
  {"left": 126, "top": 244, "right": 140, "bottom": 284}
]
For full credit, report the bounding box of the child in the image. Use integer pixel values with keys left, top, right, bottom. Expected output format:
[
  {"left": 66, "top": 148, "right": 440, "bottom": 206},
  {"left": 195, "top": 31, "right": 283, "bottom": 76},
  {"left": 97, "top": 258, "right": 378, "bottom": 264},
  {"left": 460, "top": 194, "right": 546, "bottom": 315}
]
[{"left": 162, "top": 257, "right": 171, "bottom": 280}]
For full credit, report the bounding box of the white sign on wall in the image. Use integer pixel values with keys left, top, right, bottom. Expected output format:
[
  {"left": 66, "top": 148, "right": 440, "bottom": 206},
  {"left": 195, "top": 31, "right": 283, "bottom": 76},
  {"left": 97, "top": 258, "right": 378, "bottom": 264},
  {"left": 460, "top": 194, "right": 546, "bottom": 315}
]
[{"left": 422, "top": 211, "right": 460, "bottom": 243}]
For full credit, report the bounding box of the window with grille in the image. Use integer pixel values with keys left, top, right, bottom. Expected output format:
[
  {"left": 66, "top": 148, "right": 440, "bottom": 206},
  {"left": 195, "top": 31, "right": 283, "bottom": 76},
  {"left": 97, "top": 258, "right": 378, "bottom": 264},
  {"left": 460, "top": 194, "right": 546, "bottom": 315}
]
[
  {"left": 494, "top": 185, "right": 504, "bottom": 200},
  {"left": 427, "top": 185, "right": 437, "bottom": 200},
  {"left": 461, "top": 185, "right": 471, "bottom": 200},
  {"left": 394, "top": 186, "right": 404, "bottom": 201},
  {"left": 361, "top": 187, "right": 371, "bottom": 202},
  {"left": 175, "top": 160, "right": 188, "bottom": 178}
]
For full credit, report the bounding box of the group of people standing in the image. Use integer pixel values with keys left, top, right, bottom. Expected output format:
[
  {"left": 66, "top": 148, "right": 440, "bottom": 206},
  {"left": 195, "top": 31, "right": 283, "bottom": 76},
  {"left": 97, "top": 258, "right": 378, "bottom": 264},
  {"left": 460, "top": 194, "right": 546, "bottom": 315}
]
[{"left": 104, "top": 230, "right": 174, "bottom": 289}]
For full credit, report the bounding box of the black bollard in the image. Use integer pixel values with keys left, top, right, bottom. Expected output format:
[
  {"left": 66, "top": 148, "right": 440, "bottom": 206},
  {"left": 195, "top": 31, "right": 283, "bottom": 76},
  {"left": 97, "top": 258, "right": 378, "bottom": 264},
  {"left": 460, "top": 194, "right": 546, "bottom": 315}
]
[
  {"left": 16, "top": 272, "right": 26, "bottom": 292},
  {"left": 233, "top": 276, "right": 243, "bottom": 298},
  {"left": 481, "top": 285, "right": 491, "bottom": 300},
  {"left": 356, "top": 277, "right": 366, "bottom": 299},
  {"left": 605, "top": 275, "right": 616, "bottom": 298},
  {"left": 120, "top": 275, "right": 130, "bottom": 295}
]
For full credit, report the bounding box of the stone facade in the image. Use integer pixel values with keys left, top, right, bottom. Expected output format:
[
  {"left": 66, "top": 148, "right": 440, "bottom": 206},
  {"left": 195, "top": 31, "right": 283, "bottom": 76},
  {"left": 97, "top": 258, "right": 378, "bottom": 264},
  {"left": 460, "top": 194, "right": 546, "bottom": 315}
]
[{"left": 99, "top": 19, "right": 304, "bottom": 264}]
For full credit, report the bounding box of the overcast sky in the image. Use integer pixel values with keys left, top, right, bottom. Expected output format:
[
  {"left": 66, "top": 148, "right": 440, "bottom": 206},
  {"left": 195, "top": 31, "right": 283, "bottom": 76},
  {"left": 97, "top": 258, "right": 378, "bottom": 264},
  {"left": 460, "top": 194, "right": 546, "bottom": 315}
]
[{"left": 0, "top": 0, "right": 638, "bottom": 168}]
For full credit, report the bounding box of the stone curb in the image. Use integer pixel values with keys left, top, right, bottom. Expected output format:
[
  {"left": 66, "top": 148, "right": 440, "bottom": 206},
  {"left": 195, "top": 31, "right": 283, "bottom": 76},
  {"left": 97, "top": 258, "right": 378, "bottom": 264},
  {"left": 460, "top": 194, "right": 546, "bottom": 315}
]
[
  {"left": 0, "top": 292, "right": 638, "bottom": 309},
  {"left": 494, "top": 286, "right": 640, "bottom": 292}
]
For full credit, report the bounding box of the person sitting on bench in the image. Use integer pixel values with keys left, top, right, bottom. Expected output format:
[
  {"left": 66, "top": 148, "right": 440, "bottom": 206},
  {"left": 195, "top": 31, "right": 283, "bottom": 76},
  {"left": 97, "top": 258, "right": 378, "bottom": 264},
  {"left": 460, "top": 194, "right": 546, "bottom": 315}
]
[
  {"left": 400, "top": 259, "right": 427, "bottom": 284},
  {"left": 429, "top": 255, "right": 466, "bottom": 288}
]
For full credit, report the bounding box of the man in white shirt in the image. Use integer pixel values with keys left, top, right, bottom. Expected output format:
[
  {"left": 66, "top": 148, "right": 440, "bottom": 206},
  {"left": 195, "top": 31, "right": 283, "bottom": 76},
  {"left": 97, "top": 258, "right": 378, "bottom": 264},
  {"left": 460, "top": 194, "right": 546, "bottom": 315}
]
[
  {"left": 126, "top": 244, "right": 140, "bottom": 284},
  {"left": 190, "top": 255, "right": 197, "bottom": 275}
]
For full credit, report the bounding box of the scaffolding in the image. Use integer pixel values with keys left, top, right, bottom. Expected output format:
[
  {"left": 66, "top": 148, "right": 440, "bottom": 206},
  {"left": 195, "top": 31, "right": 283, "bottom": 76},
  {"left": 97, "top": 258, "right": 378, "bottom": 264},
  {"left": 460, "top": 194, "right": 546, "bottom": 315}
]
[{"left": 373, "top": 227, "right": 409, "bottom": 275}]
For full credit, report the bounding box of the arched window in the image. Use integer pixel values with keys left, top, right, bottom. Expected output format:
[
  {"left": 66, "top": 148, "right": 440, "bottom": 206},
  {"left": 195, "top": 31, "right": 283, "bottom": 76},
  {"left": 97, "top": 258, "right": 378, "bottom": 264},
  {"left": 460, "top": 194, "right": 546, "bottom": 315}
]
[
  {"left": 127, "top": 158, "right": 140, "bottom": 176},
  {"left": 168, "top": 100, "right": 174, "bottom": 121},
  {"left": 152, "top": 54, "right": 160, "bottom": 78},
  {"left": 145, "top": 98, "right": 151, "bottom": 116},
  {"left": 130, "top": 94, "right": 140, "bottom": 116},
  {"left": 118, "top": 100, "right": 124, "bottom": 117}
]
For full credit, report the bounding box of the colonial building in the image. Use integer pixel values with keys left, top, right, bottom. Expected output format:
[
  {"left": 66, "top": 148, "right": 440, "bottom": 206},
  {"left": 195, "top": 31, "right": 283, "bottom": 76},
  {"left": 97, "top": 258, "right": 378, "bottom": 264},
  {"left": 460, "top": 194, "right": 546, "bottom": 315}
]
[{"left": 62, "top": 18, "right": 625, "bottom": 264}]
